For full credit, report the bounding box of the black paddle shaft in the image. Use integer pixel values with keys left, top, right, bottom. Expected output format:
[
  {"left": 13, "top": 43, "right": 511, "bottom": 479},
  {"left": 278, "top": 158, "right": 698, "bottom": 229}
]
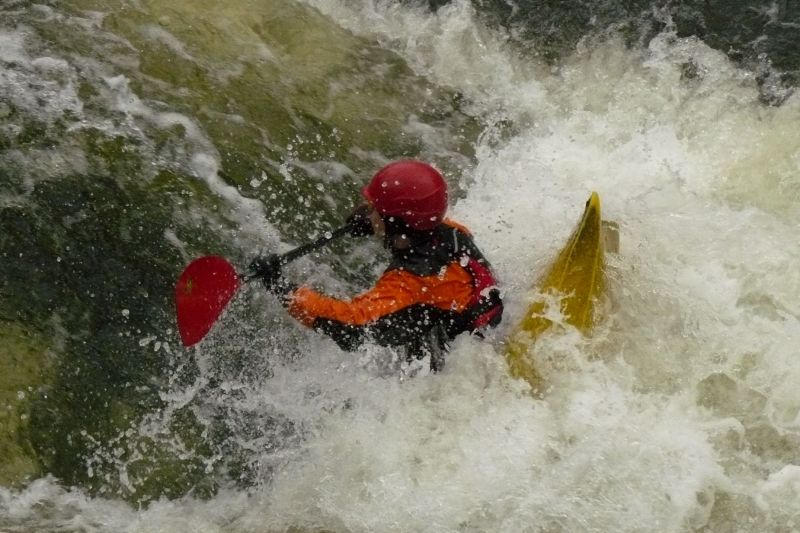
[
  {"left": 277, "top": 223, "right": 353, "bottom": 265},
  {"left": 243, "top": 222, "right": 356, "bottom": 283}
]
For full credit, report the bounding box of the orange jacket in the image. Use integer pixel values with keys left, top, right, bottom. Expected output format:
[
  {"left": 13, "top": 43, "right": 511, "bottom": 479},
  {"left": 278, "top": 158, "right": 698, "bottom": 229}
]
[
  {"left": 288, "top": 262, "right": 474, "bottom": 327},
  {"left": 284, "top": 220, "right": 502, "bottom": 350}
]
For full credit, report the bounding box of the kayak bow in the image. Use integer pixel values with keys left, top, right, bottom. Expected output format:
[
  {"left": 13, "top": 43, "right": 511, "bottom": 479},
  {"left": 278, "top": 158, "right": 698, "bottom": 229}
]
[{"left": 504, "top": 192, "right": 606, "bottom": 392}]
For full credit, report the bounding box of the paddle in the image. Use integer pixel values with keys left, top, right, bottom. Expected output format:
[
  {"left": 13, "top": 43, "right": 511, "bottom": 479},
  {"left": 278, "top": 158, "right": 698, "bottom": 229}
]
[{"left": 175, "top": 223, "right": 353, "bottom": 347}]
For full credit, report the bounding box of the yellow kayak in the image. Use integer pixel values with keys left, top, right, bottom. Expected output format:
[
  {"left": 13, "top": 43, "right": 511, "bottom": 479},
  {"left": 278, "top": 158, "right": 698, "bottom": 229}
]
[{"left": 504, "top": 192, "right": 607, "bottom": 392}]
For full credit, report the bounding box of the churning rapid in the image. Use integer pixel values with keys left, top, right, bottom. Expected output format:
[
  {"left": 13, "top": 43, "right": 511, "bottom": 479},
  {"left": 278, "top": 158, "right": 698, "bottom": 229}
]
[{"left": 1, "top": 0, "right": 799, "bottom": 531}]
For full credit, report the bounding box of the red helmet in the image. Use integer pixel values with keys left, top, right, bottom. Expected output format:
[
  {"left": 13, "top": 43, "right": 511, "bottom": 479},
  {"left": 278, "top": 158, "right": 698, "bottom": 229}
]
[{"left": 362, "top": 160, "right": 448, "bottom": 231}]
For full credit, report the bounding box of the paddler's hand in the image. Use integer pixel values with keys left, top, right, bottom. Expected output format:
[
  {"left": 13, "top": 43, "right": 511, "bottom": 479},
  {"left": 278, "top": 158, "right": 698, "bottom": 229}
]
[
  {"left": 248, "top": 254, "right": 291, "bottom": 295},
  {"left": 346, "top": 204, "right": 374, "bottom": 237}
]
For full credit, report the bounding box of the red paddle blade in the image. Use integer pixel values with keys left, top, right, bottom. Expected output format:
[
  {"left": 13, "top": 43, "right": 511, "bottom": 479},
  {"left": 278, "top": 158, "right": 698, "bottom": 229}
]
[{"left": 175, "top": 255, "right": 241, "bottom": 347}]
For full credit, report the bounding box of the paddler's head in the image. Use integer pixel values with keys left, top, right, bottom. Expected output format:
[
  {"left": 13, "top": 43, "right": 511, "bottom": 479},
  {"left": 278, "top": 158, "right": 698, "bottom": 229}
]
[{"left": 361, "top": 160, "right": 448, "bottom": 250}]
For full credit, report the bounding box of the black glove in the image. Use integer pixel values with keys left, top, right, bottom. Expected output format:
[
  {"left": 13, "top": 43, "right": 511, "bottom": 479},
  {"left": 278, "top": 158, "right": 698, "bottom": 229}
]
[
  {"left": 346, "top": 204, "right": 374, "bottom": 237},
  {"left": 248, "top": 254, "right": 289, "bottom": 294}
]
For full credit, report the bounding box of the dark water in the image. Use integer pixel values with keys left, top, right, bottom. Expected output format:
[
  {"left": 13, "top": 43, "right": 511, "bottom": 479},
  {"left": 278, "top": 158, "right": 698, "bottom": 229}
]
[{"left": 438, "top": 0, "right": 799, "bottom": 105}]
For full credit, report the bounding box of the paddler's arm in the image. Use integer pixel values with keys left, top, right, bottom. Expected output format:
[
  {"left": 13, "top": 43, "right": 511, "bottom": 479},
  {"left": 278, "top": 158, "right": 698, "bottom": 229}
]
[{"left": 283, "top": 270, "right": 422, "bottom": 350}]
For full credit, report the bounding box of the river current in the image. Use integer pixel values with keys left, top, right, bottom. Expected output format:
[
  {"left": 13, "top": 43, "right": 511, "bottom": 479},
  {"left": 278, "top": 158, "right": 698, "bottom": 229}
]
[{"left": 1, "top": 0, "right": 799, "bottom": 531}]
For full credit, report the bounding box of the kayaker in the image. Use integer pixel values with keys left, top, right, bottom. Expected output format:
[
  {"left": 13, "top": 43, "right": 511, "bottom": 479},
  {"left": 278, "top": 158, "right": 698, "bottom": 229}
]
[{"left": 248, "top": 160, "right": 503, "bottom": 372}]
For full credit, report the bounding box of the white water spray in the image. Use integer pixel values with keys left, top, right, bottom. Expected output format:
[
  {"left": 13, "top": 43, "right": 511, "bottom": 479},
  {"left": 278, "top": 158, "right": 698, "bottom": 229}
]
[{"left": 2, "top": 0, "right": 799, "bottom": 531}]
